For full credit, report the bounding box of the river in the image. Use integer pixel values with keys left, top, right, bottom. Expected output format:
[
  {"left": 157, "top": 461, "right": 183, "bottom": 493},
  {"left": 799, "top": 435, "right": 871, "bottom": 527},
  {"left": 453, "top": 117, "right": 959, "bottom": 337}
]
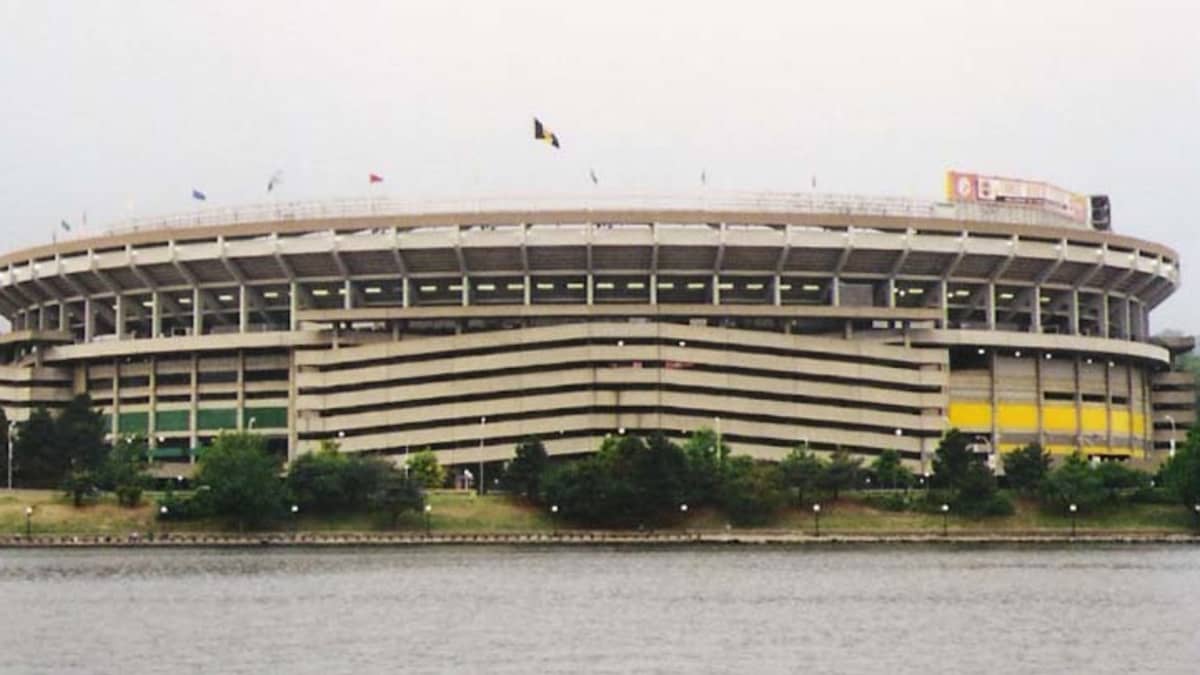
[{"left": 0, "top": 544, "right": 1197, "bottom": 674}]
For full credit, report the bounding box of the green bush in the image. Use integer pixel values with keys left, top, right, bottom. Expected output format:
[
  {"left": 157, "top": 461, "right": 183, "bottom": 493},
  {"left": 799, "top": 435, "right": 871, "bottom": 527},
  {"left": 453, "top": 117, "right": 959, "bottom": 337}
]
[
  {"left": 862, "top": 492, "right": 912, "bottom": 512},
  {"left": 115, "top": 484, "right": 143, "bottom": 507}
]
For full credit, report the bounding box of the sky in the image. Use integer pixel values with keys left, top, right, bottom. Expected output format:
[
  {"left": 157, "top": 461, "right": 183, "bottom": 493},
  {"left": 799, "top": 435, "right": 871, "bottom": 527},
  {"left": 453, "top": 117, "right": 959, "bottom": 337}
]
[{"left": 1, "top": 0, "right": 1198, "bottom": 332}]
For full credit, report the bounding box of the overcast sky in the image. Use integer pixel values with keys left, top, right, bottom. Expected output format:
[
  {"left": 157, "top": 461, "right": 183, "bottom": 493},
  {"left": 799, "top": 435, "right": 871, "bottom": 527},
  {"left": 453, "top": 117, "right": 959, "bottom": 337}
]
[{"left": 2, "top": 0, "right": 1198, "bottom": 331}]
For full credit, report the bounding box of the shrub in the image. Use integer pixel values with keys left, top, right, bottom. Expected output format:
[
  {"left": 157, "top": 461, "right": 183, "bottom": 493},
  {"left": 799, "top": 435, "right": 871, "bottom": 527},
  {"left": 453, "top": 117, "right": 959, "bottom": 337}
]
[{"left": 863, "top": 492, "right": 911, "bottom": 512}]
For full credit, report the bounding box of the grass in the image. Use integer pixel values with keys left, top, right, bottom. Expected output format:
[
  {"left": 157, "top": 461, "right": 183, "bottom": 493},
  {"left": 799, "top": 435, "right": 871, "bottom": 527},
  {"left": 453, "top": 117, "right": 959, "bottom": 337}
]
[{"left": 2, "top": 488, "right": 1197, "bottom": 536}]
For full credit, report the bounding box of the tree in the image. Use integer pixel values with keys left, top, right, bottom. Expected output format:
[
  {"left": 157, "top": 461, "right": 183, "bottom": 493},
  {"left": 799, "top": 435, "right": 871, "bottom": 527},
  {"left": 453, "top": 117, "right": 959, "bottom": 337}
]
[
  {"left": 12, "top": 407, "right": 60, "bottom": 487},
  {"left": 102, "top": 434, "right": 151, "bottom": 507},
  {"left": 194, "top": 431, "right": 284, "bottom": 531},
  {"left": 503, "top": 437, "right": 549, "bottom": 500},
  {"left": 779, "top": 446, "right": 825, "bottom": 505},
  {"left": 407, "top": 449, "right": 446, "bottom": 489},
  {"left": 630, "top": 433, "right": 688, "bottom": 518},
  {"left": 0, "top": 407, "right": 8, "bottom": 486},
  {"left": 62, "top": 469, "right": 98, "bottom": 507},
  {"left": 1095, "top": 461, "right": 1149, "bottom": 501},
  {"left": 719, "top": 456, "right": 786, "bottom": 525},
  {"left": 681, "top": 427, "right": 730, "bottom": 505},
  {"left": 870, "top": 449, "right": 912, "bottom": 490},
  {"left": 1040, "top": 451, "right": 1105, "bottom": 511},
  {"left": 932, "top": 429, "right": 976, "bottom": 490},
  {"left": 1002, "top": 444, "right": 1051, "bottom": 495},
  {"left": 820, "top": 449, "right": 862, "bottom": 500},
  {"left": 1161, "top": 428, "right": 1200, "bottom": 508},
  {"left": 368, "top": 468, "right": 425, "bottom": 528},
  {"left": 56, "top": 394, "right": 107, "bottom": 473}
]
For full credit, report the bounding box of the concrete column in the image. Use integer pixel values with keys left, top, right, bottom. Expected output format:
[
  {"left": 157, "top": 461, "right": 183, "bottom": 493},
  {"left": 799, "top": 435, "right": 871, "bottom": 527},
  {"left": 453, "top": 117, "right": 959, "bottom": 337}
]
[
  {"left": 712, "top": 274, "right": 720, "bottom": 306},
  {"left": 401, "top": 277, "right": 410, "bottom": 308},
  {"left": 343, "top": 279, "right": 353, "bottom": 311},
  {"left": 586, "top": 273, "right": 594, "bottom": 305},
  {"left": 289, "top": 282, "right": 299, "bottom": 331},
  {"left": 939, "top": 280, "right": 949, "bottom": 328},
  {"left": 1031, "top": 286, "right": 1042, "bottom": 334},
  {"left": 985, "top": 282, "right": 996, "bottom": 330},
  {"left": 650, "top": 273, "right": 657, "bottom": 305},
  {"left": 148, "top": 356, "right": 157, "bottom": 450},
  {"left": 773, "top": 274, "right": 782, "bottom": 306},
  {"left": 192, "top": 288, "right": 203, "bottom": 336},
  {"left": 523, "top": 274, "right": 531, "bottom": 306},
  {"left": 83, "top": 297, "right": 95, "bottom": 342},
  {"left": 188, "top": 353, "right": 199, "bottom": 458},
  {"left": 831, "top": 277, "right": 840, "bottom": 307},
  {"left": 236, "top": 350, "right": 246, "bottom": 430},
  {"left": 114, "top": 295, "right": 126, "bottom": 339},
  {"left": 111, "top": 359, "right": 120, "bottom": 441},
  {"left": 36, "top": 304, "right": 46, "bottom": 331},
  {"left": 1099, "top": 294, "right": 1110, "bottom": 337},
  {"left": 58, "top": 303, "right": 68, "bottom": 334},
  {"left": 461, "top": 275, "right": 469, "bottom": 307},
  {"left": 238, "top": 285, "right": 249, "bottom": 333},
  {"left": 151, "top": 291, "right": 162, "bottom": 338},
  {"left": 886, "top": 279, "right": 896, "bottom": 308},
  {"left": 1068, "top": 289, "right": 1080, "bottom": 335}
]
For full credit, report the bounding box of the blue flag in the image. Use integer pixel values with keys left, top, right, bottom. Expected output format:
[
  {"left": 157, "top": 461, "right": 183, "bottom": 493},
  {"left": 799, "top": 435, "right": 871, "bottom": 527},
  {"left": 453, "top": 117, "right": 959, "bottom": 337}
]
[{"left": 192, "top": 189, "right": 207, "bottom": 201}]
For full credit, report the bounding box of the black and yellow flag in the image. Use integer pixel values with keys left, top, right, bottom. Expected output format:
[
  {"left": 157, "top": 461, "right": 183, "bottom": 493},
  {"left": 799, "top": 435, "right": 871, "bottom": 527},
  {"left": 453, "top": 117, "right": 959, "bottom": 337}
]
[{"left": 533, "top": 117, "right": 560, "bottom": 148}]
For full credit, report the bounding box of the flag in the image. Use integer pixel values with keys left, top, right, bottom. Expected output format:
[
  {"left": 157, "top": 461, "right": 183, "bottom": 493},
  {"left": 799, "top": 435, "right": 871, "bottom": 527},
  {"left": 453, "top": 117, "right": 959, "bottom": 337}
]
[
  {"left": 60, "top": 220, "right": 71, "bottom": 232},
  {"left": 369, "top": 173, "right": 383, "bottom": 184},
  {"left": 589, "top": 169, "right": 598, "bottom": 185},
  {"left": 267, "top": 171, "right": 283, "bottom": 192},
  {"left": 533, "top": 118, "right": 560, "bottom": 148},
  {"left": 192, "top": 189, "right": 207, "bottom": 201}
]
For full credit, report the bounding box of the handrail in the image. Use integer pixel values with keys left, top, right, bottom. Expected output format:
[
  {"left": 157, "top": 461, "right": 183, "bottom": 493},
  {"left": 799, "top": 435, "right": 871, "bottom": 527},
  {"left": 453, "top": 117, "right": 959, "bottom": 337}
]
[{"left": 68, "top": 190, "right": 1087, "bottom": 242}]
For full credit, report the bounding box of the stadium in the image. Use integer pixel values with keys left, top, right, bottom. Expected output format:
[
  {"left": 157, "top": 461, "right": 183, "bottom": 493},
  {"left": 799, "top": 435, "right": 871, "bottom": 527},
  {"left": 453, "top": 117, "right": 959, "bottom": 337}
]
[{"left": 0, "top": 178, "right": 1193, "bottom": 479}]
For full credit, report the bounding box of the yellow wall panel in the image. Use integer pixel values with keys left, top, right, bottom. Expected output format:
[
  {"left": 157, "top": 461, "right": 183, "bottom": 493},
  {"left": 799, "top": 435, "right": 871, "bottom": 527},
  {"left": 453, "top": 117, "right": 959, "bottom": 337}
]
[
  {"left": 997, "top": 403, "right": 1037, "bottom": 430},
  {"left": 949, "top": 401, "right": 992, "bottom": 429},
  {"left": 1042, "top": 404, "right": 1077, "bottom": 433},
  {"left": 1080, "top": 406, "right": 1108, "bottom": 434},
  {"left": 1111, "top": 409, "right": 1132, "bottom": 435},
  {"left": 1132, "top": 413, "right": 1146, "bottom": 436}
]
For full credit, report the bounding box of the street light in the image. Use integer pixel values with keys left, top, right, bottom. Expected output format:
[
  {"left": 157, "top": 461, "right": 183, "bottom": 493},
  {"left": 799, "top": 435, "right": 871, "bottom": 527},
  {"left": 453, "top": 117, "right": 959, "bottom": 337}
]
[
  {"left": 550, "top": 504, "right": 559, "bottom": 536},
  {"left": 478, "top": 416, "right": 486, "bottom": 496},
  {"left": 1069, "top": 503, "right": 1078, "bottom": 537},
  {"left": 940, "top": 503, "right": 949, "bottom": 537},
  {"left": 1193, "top": 504, "right": 1199, "bottom": 530},
  {"left": 424, "top": 504, "right": 432, "bottom": 537},
  {"left": 812, "top": 503, "right": 821, "bottom": 537},
  {"left": 248, "top": 417, "right": 257, "bottom": 430},
  {"left": 1162, "top": 415, "right": 1177, "bottom": 458},
  {"left": 24, "top": 506, "right": 32, "bottom": 537},
  {"left": 291, "top": 504, "right": 299, "bottom": 533},
  {"left": 6, "top": 420, "right": 15, "bottom": 490}
]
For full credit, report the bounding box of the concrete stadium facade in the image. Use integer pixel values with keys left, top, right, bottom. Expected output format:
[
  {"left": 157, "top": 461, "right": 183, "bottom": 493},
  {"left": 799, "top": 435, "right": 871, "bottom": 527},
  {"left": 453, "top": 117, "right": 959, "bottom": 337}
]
[{"left": 0, "top": 193, "right": 1193, "bottom": 474}]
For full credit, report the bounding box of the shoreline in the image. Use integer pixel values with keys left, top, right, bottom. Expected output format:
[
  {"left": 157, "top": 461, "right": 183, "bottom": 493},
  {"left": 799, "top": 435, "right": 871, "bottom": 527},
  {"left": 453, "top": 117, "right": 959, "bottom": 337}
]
[{"left": 3, "top": 530, "right": 1199, "bottom": 548}]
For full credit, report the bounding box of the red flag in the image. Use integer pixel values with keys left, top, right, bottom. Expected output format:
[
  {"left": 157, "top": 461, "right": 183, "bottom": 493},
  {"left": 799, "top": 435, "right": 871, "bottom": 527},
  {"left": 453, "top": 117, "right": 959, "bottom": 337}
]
[{"left": 369, "top": 173, "right": 383, "bottom": 184}]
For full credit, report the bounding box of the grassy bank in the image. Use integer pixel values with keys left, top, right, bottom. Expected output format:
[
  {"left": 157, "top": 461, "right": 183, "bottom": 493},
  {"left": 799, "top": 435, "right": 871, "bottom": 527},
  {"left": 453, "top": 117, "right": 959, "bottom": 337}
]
[{"left": 2, "top": 488, "right": 1197, "bottom": 536}]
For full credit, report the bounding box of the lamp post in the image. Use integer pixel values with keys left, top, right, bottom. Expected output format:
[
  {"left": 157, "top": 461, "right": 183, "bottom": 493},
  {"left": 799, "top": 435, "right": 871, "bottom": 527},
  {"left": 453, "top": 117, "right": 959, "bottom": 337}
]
[
  {"left": 248, "top": 416, "right": 257, "bottom": 430},
  {"left": 1069, "top": 503, "right": 1078, "bottom": 537},
  {"left": 680, "top": 503, "right": 689, "bottom": 539},
  {"left": 291, "top": 504, "right": 299, "bottom": 533},
  {"left": 812, "top": 503, "right": 821, "bottom": 537},
  {"left": 24, "top": 506, "right": 32, "bottom": 537},
  {"left": 159, "top": 505, "right": 168, "bottom": 535},
  {"left": 478, "top": 416, "right": 486, "bottom": 496},
  {"left": 1193, "top": 504, "right": 1199, "bottom": 531},
  {"left": 6, "top": 420, "right": 15, "bottom": 490},
  {"left": 940, "top": 503, "right": 949, "bottom": 537},
  {"left": 424, "top": 504, "right": 432, "bottom": 537},
  {"left": 551, "top": 504, "right": 559, "bottom": 536},
  {"left": 1162, "top": 415, "right": 1177, "bottom": 458}
]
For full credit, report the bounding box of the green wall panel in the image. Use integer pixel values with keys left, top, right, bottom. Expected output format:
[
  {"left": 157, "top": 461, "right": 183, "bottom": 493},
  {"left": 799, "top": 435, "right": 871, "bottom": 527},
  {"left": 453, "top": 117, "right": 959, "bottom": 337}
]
[
  {"left": 155, "top": 410, "right": 190, "bottom": 432},
  {"left": 196, "top": 408, "right": 238, "bottom": 431},
  {"left": 244, "top": 407, "right": 288, "bottom": 429},
  {"left": 117, "top": 412, "right": 149, "bottom": 434}
]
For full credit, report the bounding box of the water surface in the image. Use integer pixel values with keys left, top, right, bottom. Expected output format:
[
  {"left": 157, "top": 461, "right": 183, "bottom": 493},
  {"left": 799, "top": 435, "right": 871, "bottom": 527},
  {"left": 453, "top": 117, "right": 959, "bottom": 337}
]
[{"left": 1, "top": 544, "right": 1197, "bottom": 674}]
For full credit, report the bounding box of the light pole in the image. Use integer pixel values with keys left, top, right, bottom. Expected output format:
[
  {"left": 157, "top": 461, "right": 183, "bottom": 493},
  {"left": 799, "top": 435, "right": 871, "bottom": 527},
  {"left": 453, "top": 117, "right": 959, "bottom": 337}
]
[
  {"left": 159, "top": 505, "right": 168, "bottom": 535},
  {"left": 424, "top": 503, "right": 432, "bottom": 537},
  {"left": 291, "top": 504, "right": 299, "bottom": 533},
  {"left": 812, "top": 503, "right": 821, "bottom": 537},
  {"left": 680, "top": 503, "right": 689, "bottom": 539},
  {"left": 478, "top": 416, "right": 486, "bottom": 496},
  {"left": 940, "top": 503, "right": 949, "bottom": 537},
  {"left": 1069, "top": 503, "right": 1078, "bottom": 537},
  {"left": 248, "top": 416, "right": 257, "bottom": 430},
  {"left": 1162, "top": 415, "right": 1177, "bottom": 458},
  {"left": 24, "top": 506, "right": 32, "bottom": 537},
  {"left": 1193, "top": 504, "right": 1199, "bottom": 531},
  {"left": 6, "top": 420, "right": 15, "bottom": 490},
  {"left": 551, "top": 504, "right": 559, "bottom": 536}
]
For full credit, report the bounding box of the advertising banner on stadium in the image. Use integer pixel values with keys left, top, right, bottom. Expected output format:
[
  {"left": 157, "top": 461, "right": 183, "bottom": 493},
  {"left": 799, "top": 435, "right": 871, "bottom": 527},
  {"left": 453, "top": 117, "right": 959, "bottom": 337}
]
[{"left": 946, "top": 171, "right": 1088, "bottom": 223}]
